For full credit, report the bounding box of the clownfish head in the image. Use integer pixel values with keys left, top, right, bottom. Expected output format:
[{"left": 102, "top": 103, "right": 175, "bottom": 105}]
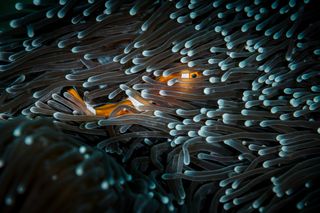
[{"left": 157, "top": 69, "right": 202, "bottom": 83}]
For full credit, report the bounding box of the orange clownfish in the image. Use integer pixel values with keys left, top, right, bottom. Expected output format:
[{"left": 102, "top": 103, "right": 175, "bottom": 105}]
[
  {"left": 67, "top": 69, "right": 202, "bottom": 117},
  {"left": 157, "top": 70, "right": 202, "bottom": 83},
  {"left": 67, "top": 88, "right": 133, "bottom": 117}
]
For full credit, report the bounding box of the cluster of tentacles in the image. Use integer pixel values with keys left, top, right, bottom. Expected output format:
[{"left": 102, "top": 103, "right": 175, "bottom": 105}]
[
  {"left": 0, "top": 0, "right": 320, "bottom": 212},
  {"left": 0, "top": 117, "right": 172, "bottom": 212}
]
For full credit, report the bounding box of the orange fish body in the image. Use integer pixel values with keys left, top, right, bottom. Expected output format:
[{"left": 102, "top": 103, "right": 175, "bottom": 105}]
[
  {"left": 95, "top": 99, "right": 133, "bottom": 117},
  {"left": 157, "top": 70, "right": 202, "bottom": 83},
  {"left": 67, "top": 88, "right": 133, "bottom": 117},
  {"left": 68, "top": 88, "right": 84, "bottom": 103}
]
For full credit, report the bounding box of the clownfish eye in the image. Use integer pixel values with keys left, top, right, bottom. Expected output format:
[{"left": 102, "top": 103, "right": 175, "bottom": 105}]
[{"left": 179, "top": 70, "right": 201, "bottom": 79}]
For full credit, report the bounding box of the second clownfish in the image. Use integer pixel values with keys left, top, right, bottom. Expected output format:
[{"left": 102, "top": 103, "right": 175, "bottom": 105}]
[{"left": 67, "top": 88, "right": 133, "bottom": 117}]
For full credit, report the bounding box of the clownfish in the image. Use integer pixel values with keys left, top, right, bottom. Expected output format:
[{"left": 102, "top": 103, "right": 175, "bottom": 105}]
[
  {"left": 67, "top": 88, "right": 133, "bottom": 117},
  {"left": 157, "top": 70, "right": 202, "bottom": 83},
  {"left": 67, "top": 69, "right": 202, "bottom": 117}
]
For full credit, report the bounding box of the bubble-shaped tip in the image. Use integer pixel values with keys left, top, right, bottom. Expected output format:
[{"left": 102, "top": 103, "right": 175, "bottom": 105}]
[
  {"left": 289, "top": 98, "right": 299, "bottom": 107},
  {"left": 5, "top": 196, "right": 13, "bottom": 206},
  {"left": 161, "top": 173, "right": 174, "bottom": 180},
  {"left": 9, "top": 20, "right": 19, "bottom": 28},
  {"left": 71, "top": 46, "right": 80, "bottom": 53},
  {"left": 195, "top": 24, "right": 201, "bottom": 31},
  {"left": 239, "top": 61, "right": 246, "bottom": 68},
  {"left": 169, "top": 12, "right": 177, "bottom": 20},
  {"left": 217, "top": 99, "right": 224, "bottom": 106},
  {"left": 153, "top": 110, "right": 162, "bottom": 118},
  {"left": 296, "top": 201, "right": 305, "bottom": 210},
  {"left": 257, "top": 47, "right": 265, "bottom": 54},
  {"left": 219, "top": 179, "right": 228, "bottom": 187},
  {"left": 84, "top": 54, "right": 91, "bottom": 60},
  {"left": 224, "top": 203, "right": 233, "bottom": 211},
  {"left": 53, "top": 112, "right": 63, "bottom": 120},
  {"left": 13, "top": 126, "right": 22, "bottom": 137},
  {"left": 75, "top": 166, "right": 84, "bottom": 176},
  {"left": 262, "top": 161, "right": 270, "bottom": 168},
  {"left": 161, "top": 196, "right": 169, "bottom": 204},
  {"left": 24, "top": 136, "right": 33, "bottom": 145},
  {"left": 132, "top": 58, "right": 140, "bottom": 65},
  {"left": 33, "top": 0, "right": 41, "bottom": 5},
  {"left": 244, "top": 120, "right": 253, "bottom": 127},
  {"left": 221, "top": 30, "right": 228, "bottom": 36},
  {"left": 187, "top": 50, "right": 195, "bottom": 57},
  {"left": 184, "top": 40, "right": 192, "bottom": 49},
  {"left": 83, "top": 9, "right": 91, "bottom": 17},
  {"left": 259, "top": 121, "right": 267, "bottom": 127},
  {"left": 208, "top": 59, "right": 215, "bottom": 64},
  {"left": 57, "top": 40, "right": 66, "bottom": 48},
  {"left": 15, "top": 2, "right": 24, "bottom": 10},
  {"left": 183, "top": 152, "right": 190, "bottom": 165},
  {"left": 314, "top": 49, "right": 320, "bottom": 55},
  {"left": 224, "top": 36, "right": 231, "bottom": 43},
  {"left": 187, "top": 131, "right": 196, "bottom": 137},
  {"left": 233, "top": 166, "right": 244, "bottom": 175},
  {"left": 293, "top": 110, "right": 302, "bottom": 118},
  {"left": 285, "top": 188, "right": 294, "bottom": 196},
  {"left": 177, "top": 16, "right": 185, "bottom": 24},
  {"left": 141, "top": 50, "right": 149, "bottom": 57},
  {"left": 219, "top": 195, "right": 228, "bottom": 203},
  {"left": 129, "top": 7, "right": 137, "bottom": 16},
  {"left": 199, "top": 108, "right": 207, "bottom": 115},
  {"left": 59, "top": 0, "right": 67, "bottom": 5},
  {"left": 171, "top": 45, "right": 180, "bottom": 53},
  {"left": 233, "top": 198, "right": 241, "bottom": 206},
  {"left": 95, "top": 13, "right": 105, "bottom": 22},
  {"left": 278, "top": 151, "right": 286, "bottom": 157},
  {"left": 273, "top": 32, "right": 281, "bottom": 40},
  {"left": 257, "top": 149, "right": 266, "bottom": 156},
  {"left": 57, "top": 10, "right": 66, "bottom": 19},
  {"left": 167, "top": 122, "right": 176, "bottom": 129},
  {"left": 256, "top": 54, "right": 263, "bottom": 61},
  {"left": 179, "top": 57, "right": 187, "bottom": 64},
  {"left": 218, "top": 12, "right": 225, "bottom": 19},
  {"left": 83, "top": 122, "right": 95, "bottom": 129},
  {"left": 133, "top": 41, "right": 142, "bottom": 49},
  {"left": 187, "top": 61, "right": 195, "bottom": 68},
  {"left": 297, "top": 32, "right": 305, "bottom": 40},
  {"left": 190, "top": 12, "right": 197, "bottom": 19},
  {"left": 241, "top": 24, "right": 249, "bottom": 32},
  {"left": 175, "top": 1, "right": 184, "bottom": 9},
  {"left": 214, "top": 25, "right": 222, "bottom": 33},
  {"left": 169, "top": 130, "right": 177, "bottom": 136},
  {"left": 100, "top": 180, "right": 109, "bottom": 190},
  {"left": 252, "top": 200, "right": 261, "bottom": 209},
  {"left": 241, "top": 109, "right": 249, "bottom": 116},
  {"left": 77, "top": 31, "right": 86, "bottom": 39},
  {"left": 203, "top": 88, "right": 211, "bottom": 95}
]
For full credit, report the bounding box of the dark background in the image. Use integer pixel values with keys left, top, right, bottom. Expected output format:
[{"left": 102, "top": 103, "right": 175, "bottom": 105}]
[{"left": 0, "top": 0, "right": 33, "bottom": 31}]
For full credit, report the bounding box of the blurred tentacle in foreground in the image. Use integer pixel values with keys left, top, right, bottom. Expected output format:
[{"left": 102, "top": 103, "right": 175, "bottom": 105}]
[{"left": 0, "top": 117, "right": 172, "bottom": 212}]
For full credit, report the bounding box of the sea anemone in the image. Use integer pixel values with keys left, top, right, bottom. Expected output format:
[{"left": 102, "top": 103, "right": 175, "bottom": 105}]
[
  {"left": 0, "top": 0, "right": 320, "bottom": 212},
  {"left": 0, "top": 117, "right": 172, "bottom": 212}
]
